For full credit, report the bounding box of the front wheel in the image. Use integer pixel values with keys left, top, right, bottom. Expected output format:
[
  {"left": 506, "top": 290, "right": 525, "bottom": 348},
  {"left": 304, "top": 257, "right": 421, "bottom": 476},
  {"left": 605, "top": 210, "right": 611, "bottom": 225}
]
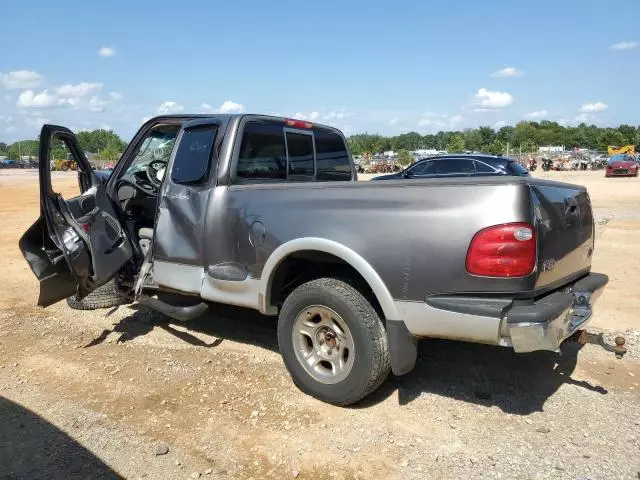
[{"left": 277, "top": 278, "right": 390, "bottom": 405}]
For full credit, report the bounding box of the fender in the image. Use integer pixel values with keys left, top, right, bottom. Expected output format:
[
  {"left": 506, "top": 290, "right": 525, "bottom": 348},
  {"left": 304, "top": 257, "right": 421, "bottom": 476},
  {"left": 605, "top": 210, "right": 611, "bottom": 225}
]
[{"left": 259, "top": 237, "right": 400, "bottom": 321}]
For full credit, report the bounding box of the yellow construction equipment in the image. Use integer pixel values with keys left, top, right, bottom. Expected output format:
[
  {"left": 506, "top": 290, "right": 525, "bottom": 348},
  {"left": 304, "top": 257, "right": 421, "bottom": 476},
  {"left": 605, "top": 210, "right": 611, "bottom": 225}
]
[
  {"left": 607, "top": 145, "right": 635, "bottom": 155},
  {"left": 52, "top": 159, "right": 77, "bottom": 171}
]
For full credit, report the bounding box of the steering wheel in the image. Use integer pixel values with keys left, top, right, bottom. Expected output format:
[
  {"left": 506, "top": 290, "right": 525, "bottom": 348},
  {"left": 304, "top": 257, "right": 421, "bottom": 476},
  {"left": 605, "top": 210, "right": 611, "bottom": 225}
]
[{"left": 146, "top": 160, "right": 168, "bottom": 188}]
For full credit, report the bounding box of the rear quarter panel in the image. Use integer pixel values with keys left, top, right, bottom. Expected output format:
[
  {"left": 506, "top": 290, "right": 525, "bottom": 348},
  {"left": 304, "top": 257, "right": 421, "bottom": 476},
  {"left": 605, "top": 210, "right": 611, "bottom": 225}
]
[{"left": 207, "top": 178, "right": 537, "bottom": 302}]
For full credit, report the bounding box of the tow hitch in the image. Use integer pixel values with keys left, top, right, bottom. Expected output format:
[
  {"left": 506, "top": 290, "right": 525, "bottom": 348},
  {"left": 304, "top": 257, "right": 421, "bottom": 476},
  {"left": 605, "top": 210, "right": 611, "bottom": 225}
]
[{"left": 572, "top": 330, "right": 627, "bottom": 359}]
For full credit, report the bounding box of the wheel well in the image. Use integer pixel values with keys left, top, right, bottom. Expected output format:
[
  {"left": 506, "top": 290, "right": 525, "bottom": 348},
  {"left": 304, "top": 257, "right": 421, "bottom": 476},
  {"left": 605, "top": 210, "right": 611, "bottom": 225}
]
[{"left": 268, "top": 250, "right": 385, "bottom": 319}]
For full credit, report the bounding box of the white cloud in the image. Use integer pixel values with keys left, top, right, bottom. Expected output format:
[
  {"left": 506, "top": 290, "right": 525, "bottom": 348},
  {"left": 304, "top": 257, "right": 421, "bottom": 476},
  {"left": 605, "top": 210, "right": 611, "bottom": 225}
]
[
  {"left": 474, "top": 88, "right": 513, "bottom": 109},
  {"left": 218, "top": 100, "right": 244, "bottom": 114},
  {"left": 109, "top": 91, "right": 123, "bottom": 101},
  {"left": 324, "top": 111, "right": 346, "bottom": 121},
  {"left": 292, "top": 112, "right": 308, "bottom": 120},
  {"left": 199, "top": 100, "right": 245, "bottom": 114},
  {"left": 55, "top": 82, "right": 103, "bottom": 98},
  {"left": 558, "top": 118, "right": 568, "bottom": 126},
  {"left": 17, "top": 90, "right": 59, "bottom": 108},
  {"left": 526, "top": 110, "right": 548, "bottom": 119},
  {"left": 579, "top": 102, "right": 607, "bottom": 113},
  {"left": 0, "top": 70, "right": 43, "bottom": 89},
  {"left": 0, "top": 114, "right": 12, "bottom": 123},
  {"left": 4, "top": 125, "right": 16, "bottom": 134},
  {"left": 25, "top": 116, "right": 50, "bottom": 127},
  {"left": 157, "top": 101, "right": 184, "bottom": 114},
  {"left": 389, "top": 118, "right": 398, "bottom": 126},
  {"left": 142, "top": 116, "right": 152, "bottom": 123},
  {"left": 493, "top": 120, "right": 507, "bottom": 129},
  {"left": 574, "top": 113, "right": 591, "bottom": 123},
  {"left": 89, "top": 96, "right": 108, "bottom": 112},
  {"left": 98, "top": 47, "right": 116, "bottom": 57},
  {"left": 491, "top": 67, "right": 523, "bottom": 78},
  {"left": 611, "top": 41, "right": 637, "bottom": 51},
  {"left": 417, "top": 112, "right": 464, "bottom": 129}
]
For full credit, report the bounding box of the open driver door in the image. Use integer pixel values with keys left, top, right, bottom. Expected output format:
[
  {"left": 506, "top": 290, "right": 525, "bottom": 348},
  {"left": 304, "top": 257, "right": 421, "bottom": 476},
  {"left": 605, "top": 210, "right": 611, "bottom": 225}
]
[{"left": 19, "top": 125, "right": 134, "bottom": 307}]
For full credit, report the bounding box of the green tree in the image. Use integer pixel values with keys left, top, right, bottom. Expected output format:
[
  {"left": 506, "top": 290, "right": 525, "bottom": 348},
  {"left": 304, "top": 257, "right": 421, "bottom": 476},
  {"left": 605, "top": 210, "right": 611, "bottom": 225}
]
[
  {"left": 397, "top": 149, "right": 413, "bottom": 166},
  {"left": 485, "top": 139, "right": 505, "bottom": 155},
  {"left": 98, "top": 144, "right": 124, "bottom": 162},
  {"left": 462, "top": 129, "right": 483, "bottom": 151},
  {"left": 0, "top": 142, "right": 7, "bottom": 154},
  {"left": 496, "top": 126, "right": 515, "bottom": 145},
  {"left": 76, "top": 129, "right": 127, "bottom": 154},
  {"left": 597, "top": 129, "right": 626, "bottom": 152},
  {"left": 446, "top": 134, "right": 465, "bottom": 152}
]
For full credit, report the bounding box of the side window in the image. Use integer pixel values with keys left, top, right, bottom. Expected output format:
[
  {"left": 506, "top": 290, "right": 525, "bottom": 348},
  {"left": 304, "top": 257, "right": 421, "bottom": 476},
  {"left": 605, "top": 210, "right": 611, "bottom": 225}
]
[
  {"left": 285, "top": 131, "right": 314, "bottom": 177},
  {"left": 171, "top": 126, "right": 217, "bottom": 184},
  {"left": 474, "top": 161, "right": 496, "bottom": 173},
  {"left": 315, "top": 130, "right": 352, "bottom": 181},
  {"left": 408, "top": 160, "right": 437, "bottom": 176},
  {"left": 437, "top": 159, "right": 475, "bottom": 174},
  {"left": 236, "top": 122, "right": 286, "bottom": 180}
]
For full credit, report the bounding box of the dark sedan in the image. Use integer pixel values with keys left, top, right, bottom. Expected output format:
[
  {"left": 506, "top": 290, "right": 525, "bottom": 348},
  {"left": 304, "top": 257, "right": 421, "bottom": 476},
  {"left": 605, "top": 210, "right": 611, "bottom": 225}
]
[{"left": 371, "top": 154, "right": 529, "bottom": 180}]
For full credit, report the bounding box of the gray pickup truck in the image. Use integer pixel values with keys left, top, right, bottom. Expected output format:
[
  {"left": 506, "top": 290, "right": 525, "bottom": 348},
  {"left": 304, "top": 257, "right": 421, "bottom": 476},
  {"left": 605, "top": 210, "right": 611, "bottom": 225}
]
[{"left": 20, "top": 115, "right": 608, "bottom": 405}]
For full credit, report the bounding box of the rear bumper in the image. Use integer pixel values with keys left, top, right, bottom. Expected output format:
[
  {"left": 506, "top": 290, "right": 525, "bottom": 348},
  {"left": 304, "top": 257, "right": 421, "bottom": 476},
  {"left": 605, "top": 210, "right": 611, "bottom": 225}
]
[{"left": 506, "top": 272, "right": 608, "bottom": 352}]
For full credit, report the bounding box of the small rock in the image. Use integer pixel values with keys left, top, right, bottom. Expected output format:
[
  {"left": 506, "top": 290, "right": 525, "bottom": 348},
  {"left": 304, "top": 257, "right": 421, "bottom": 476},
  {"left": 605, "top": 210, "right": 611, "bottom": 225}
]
[
  {"left": 190, "top": 473, "right": 201, "bottom": 479},
  {"left": 110, "top": 367, "right": 120, "bottom": 375},
  {"left": 204, "top": 469, "right": 213, "bottom": 475},
  {"left": 628, "top": 372, "right": 635, "bottom": 377},
  {"left": 401, "top": 458, "right": 409, "bottom": 467},
  {"left": 11, "top": 363, "right": 18, "bottom": 368},
  {"left": 154, "top": 443, "right": 169, "bottom": 456},
  {"left": 174, "top": 460, "right": 181, "bottom": 466},
  {"left": 525, "top": 419, "right": 533, "bottom": 425},
  {"left": 536, "top": 427, "right": 551, "bottom": 434},
  {"left": 292, "top": 470, "right": 300, "bottom": 478}
]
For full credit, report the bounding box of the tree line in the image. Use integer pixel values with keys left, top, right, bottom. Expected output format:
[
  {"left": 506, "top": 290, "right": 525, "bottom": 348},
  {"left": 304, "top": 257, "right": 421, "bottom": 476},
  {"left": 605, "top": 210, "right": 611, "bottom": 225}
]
[
  {"left": 0, "top": 129, "right": 127, "bottom": 162},
  {"left": 347, "top": 121, "right": 640, "bottom": 157},
  {"left": 1, "top": 121, "right": 639, "bottom": 164}
]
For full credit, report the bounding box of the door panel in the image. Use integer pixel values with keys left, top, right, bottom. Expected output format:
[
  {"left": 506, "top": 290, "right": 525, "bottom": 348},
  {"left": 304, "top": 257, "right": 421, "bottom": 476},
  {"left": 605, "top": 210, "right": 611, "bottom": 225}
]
[{"left": 19, "top": 125, "right": 133, "bottom": 306}]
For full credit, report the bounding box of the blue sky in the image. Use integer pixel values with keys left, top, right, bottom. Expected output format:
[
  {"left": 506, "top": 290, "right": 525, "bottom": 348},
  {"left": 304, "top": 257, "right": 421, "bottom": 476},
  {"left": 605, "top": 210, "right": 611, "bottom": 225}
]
[{"left": 1, "top": 0, "right": 638, "bottom": 142}]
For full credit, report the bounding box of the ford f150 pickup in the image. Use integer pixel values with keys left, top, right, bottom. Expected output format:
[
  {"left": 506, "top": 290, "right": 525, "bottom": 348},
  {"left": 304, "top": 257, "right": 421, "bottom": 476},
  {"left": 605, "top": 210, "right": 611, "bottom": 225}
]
[{"left": 20, "top": 115, "right": 609, "bottom": 405}]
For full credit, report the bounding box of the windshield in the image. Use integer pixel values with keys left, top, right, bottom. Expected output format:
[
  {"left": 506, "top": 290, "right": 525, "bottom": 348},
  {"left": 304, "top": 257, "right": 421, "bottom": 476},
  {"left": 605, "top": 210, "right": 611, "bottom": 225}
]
[{"left": 125, "top": 124, "right": 180, "bottom": 175}]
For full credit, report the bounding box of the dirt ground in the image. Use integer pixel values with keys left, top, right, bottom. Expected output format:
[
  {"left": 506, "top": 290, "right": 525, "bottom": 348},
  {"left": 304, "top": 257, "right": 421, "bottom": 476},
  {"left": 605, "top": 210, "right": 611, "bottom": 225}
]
[{"left": 0, "top": 169, "right": 639, "bottom": 480}]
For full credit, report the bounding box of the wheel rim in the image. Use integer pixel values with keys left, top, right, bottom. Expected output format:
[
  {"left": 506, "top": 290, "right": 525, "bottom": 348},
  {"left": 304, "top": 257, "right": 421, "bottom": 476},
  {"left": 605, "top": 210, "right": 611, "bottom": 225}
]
[{"left": 292, "top": 305, "right": 355, "bottom": 384}]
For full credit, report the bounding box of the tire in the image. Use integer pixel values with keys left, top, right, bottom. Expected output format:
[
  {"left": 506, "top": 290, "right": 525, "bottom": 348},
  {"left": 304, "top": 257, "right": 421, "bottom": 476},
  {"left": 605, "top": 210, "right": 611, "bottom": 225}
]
[
  {"left": 277, "top": 277, "right": 390, "bottom": 406},
  {"left": 66, "top": 280, "right": 124, "bottom": 310}
]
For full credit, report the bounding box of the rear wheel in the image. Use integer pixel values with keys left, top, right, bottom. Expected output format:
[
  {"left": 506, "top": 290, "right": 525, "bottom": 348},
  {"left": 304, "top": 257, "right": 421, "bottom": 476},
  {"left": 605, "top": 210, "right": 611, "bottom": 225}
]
[
  {"left": 66, "top": 280, "right": 124, "bottom": 310},
  {"left": 277, "top": 278, "right": 390, "bottom": 405}
]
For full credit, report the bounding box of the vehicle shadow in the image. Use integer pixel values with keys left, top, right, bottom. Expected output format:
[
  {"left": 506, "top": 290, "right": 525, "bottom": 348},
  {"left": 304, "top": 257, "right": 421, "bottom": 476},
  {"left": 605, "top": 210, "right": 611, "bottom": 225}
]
[
  {"left": 361, "top": 339, "right": 607, "bottom": 414},
  {"left": 0, "top": 396, "right": 123, "bottom": 479},
  {"left": 86, "top": 304, "right": 606, "bottom": 415}
]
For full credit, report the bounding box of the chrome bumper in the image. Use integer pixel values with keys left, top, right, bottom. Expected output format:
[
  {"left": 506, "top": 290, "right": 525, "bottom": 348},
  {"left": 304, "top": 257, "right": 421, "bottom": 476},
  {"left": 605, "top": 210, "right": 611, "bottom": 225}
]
[{"left": 507, "top": 273, "right": 608, "bottom": 353}]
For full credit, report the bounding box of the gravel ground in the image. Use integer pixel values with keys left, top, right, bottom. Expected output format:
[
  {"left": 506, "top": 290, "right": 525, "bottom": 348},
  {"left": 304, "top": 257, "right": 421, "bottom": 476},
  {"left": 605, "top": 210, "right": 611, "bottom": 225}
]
[{"left": 0, "top": 169, "right": 639, "bottom": 479}]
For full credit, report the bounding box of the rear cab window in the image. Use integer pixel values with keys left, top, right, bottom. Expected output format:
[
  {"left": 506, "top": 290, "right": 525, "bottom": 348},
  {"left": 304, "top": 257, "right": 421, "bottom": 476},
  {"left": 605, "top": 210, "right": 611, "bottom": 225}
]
[{"left": 234, "top": 118, "right": 353, "bottom": 183}]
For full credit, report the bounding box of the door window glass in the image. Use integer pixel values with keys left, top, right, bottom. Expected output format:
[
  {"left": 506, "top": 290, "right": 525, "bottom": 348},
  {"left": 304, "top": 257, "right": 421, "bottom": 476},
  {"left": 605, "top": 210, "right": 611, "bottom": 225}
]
[{"left": 171, "top": 126, "right": 217, "bottom": 184}]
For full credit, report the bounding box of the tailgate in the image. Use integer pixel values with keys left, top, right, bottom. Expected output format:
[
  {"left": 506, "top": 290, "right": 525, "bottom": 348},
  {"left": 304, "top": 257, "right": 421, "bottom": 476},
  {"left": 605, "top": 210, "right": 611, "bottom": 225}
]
[{"left": 531, "top": 182, "right": 594, "bottom": 289}]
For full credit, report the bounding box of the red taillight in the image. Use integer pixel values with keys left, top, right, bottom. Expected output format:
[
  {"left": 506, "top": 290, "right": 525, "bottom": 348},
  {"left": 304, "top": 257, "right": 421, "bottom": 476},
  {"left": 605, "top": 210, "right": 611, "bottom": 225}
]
[
  {"left": 284, "top": 118, "right": 313, "bottom": 129},
  {"left": 465, "top": 223, "right": 536, "bottom": 277}
]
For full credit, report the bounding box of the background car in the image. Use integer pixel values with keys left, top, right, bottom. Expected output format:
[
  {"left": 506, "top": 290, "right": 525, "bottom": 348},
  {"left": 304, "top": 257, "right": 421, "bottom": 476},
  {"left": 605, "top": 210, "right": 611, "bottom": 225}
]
[
  {"left": 371, "top": 154, "right": 529, "bottom": 180},
  {"left": 605, "top": 154, "right": 638, "bottom": 177}
]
